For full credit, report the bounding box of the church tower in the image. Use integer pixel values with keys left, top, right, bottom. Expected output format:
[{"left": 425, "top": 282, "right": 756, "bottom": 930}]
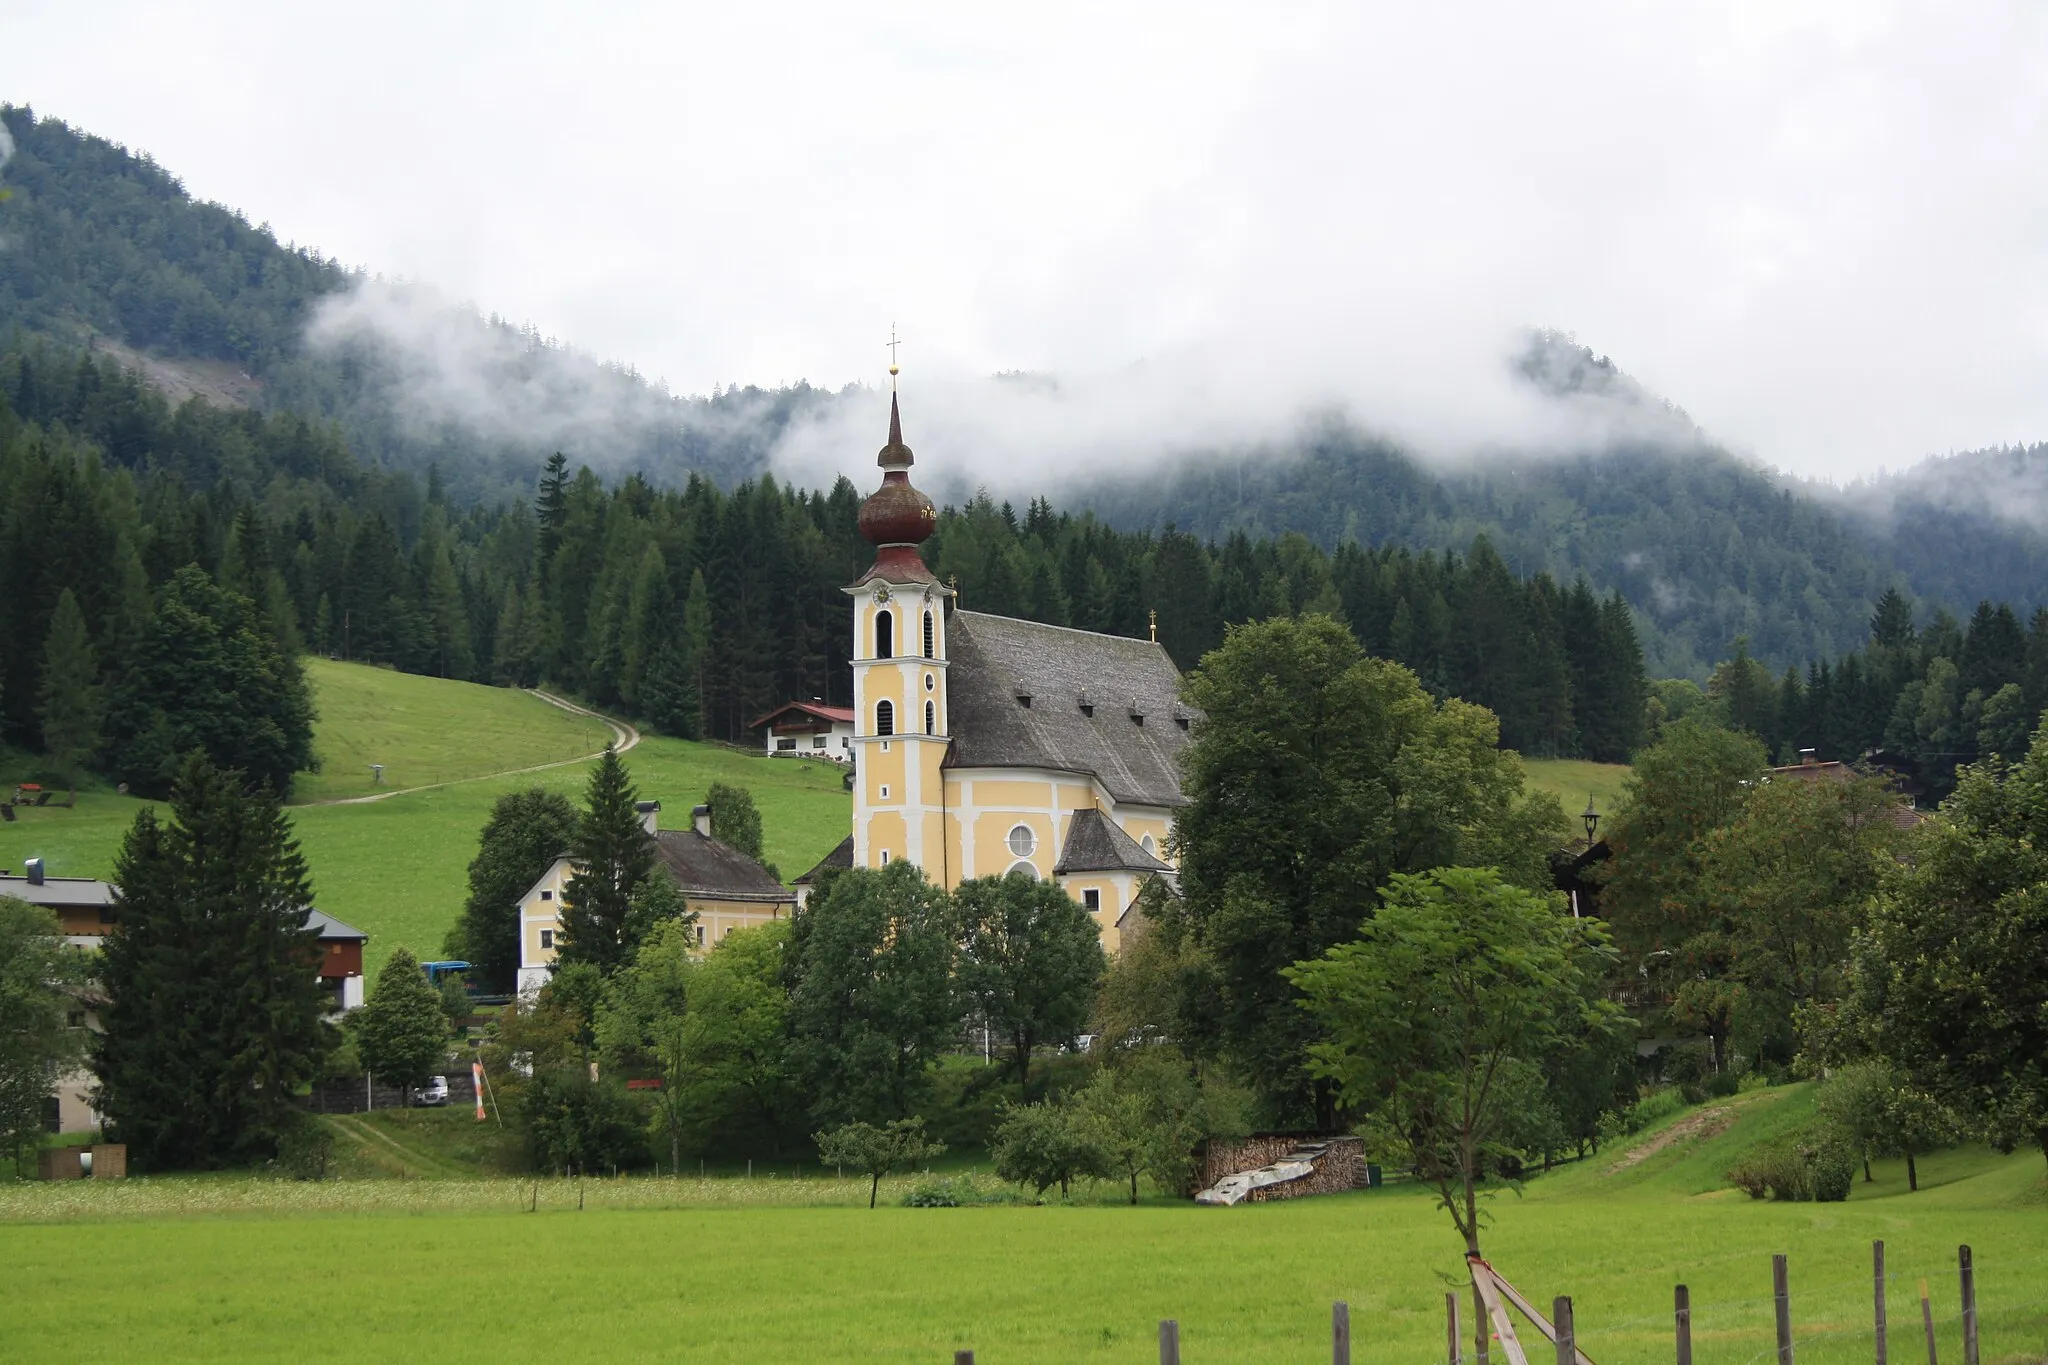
[{"left": 847, "top": 388, "right": 952, "bottom": 874}]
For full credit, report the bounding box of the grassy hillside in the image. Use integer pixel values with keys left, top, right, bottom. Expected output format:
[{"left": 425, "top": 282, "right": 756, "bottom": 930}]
[
  {"left": 294, "top": 659, "right": 615, "bottom": 802},
  {"left": 2, "top": 1087, "right": 2042, "bottom": 1363},
  {"left": 1521, "top": 757, "right": 1632, "bottom": 822},
  {"left": 0, "top": 662, "right": 851, "bottom": 974}
]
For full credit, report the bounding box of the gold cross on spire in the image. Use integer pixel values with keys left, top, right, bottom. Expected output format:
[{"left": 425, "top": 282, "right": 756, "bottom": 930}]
[{"left": 886, "top": 323, "right": 902, "bottom": 389}]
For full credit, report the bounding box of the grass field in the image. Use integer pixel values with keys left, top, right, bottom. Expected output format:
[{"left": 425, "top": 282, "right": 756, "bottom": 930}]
[
  {"left": 0, "top": 661, "right": 851, "bottom": 974},
  {"left": 2, "top": 1087, "right": 2043, "bottom": 1363},
  {"left": 1522, "top": 757, "right": 1633, "bottom": 822}
]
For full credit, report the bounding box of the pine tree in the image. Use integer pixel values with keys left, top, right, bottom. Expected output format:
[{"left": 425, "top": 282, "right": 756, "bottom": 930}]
[
  {"left": 38, "top": 588, "right": 104, "bottom": 788},
  {"left": 558, "top": 744, "right": 655, "bottom": 974},
  {"left": 351, "top": 947, "right": 449, "bottom": 1101},
  {"left": 95, "top": 755, "right": 332, "bottom": 1169}
]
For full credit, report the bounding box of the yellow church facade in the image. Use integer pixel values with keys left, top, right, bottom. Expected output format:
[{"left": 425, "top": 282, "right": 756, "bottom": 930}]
[{"left": 844, "top": 395, "right": 1184, "bottom": 952}]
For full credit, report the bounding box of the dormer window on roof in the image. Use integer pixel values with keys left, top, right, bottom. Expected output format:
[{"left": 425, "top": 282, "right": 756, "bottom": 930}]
[
  {"left": 1078, "top": 692, "right": 1095, "bottom": 717},
  {"left": 1129, "top": 700, "right": 1145, "bottom": 726},
  {"left": 1015, "top": 682, "right": 1032, "bottom": 708}
]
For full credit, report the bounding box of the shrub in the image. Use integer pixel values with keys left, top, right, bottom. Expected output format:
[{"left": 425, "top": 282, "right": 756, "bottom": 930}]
[
  {"left": 902, "top": 1173, "right": 1017, "bottom": 1207},
  {"left": 1596, "top": 1086, "right": 1689, "bottom": 1145},
  {"left": 521, "top": 1067, "right": 646, "bottom": 1175},
  {"left": 1726, "top": 1121, "right": 1857, "bottom": 1202}
]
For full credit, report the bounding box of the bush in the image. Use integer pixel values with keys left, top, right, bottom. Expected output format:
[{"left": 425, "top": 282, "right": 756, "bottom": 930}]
[
  {"left": 520, "top": 1067, "right": 646, "bottom": 1175},
  {"left": 1596, "top": 1086, "right": 1689, "bottom": 1145},
  {"left": 270, "top": 1115, "right": 335, "bottom": 1181},
  {"left": 901, "top": 1173, "right": 1017, "bottom": 1207},
  {"left": 1726, "top": 1121, "right": 1857, "bottom": 1202}
]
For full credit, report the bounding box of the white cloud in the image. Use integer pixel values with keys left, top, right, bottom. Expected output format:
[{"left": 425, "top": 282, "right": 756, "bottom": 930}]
[{"left": 7, "top": 0, "right": 2048, "bottom": 483}]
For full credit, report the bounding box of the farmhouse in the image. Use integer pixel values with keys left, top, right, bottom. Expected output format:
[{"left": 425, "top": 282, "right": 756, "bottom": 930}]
[
  {"left": 751, "top": 700, "right": 856, "bottom": 763},
  {"left": 516, "top": 801, "right": 795, "bottom": 995},
  {"left": 844, "top": 392, "right": 1185, "bottom": 951},
  {"left": 0, "top": 859, "right": 370, "bottom": 1132}
]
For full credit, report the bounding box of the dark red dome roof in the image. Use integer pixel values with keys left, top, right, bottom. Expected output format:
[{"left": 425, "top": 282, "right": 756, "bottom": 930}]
[{"left": 858, "top": 393, "right": 936, "bottom": 547}]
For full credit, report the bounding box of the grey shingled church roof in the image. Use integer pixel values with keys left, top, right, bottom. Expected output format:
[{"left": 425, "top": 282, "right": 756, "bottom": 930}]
[
  {"left": 944, "top": 610, "right": 1191, "bottom": 807},
  {"left": 653, "top": 830, "right": 794, "bottom": 904},
  {"left": 1052, "top": 808, "right": 1173, "bottom": 875}
]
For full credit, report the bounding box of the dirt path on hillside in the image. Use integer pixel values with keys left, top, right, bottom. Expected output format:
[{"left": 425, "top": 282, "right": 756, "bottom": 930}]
[
  {"left": 311, "top": 691, "right": 640, "bottom": 806},
  {"left": 1607, "top": 1103, "right": 1744, "bottom": 1172},
  {"left": 320, "top": 1113, "right": 465, "bottom": 1179}
]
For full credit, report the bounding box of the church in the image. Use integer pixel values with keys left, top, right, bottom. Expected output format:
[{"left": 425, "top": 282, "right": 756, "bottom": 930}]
[{"left": 826, "top": 387, "right": 1190, "bottom": 951}]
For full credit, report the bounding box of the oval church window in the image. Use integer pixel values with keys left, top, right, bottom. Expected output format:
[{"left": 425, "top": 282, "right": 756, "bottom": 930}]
[{"left": 1007, "top": 824, "right": 1036, "bottom": 858}]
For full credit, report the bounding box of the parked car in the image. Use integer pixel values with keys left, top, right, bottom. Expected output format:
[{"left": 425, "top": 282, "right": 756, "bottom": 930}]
[{"left": 412, "top": 1075, "right": 449, "bottom": 1107}]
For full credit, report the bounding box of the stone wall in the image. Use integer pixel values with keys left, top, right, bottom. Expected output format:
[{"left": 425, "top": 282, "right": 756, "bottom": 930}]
[{"left": 1199, "top": 1133, "right": 1369, "bottom": 1202}]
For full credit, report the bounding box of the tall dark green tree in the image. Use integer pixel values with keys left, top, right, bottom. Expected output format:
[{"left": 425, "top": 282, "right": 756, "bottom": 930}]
[
  {"left": 558, "top": 744, "right": 655, "bottom": 974},
  {"left": 38, "top": 587, "right": 104, "bottom": 787},
  {"left": 444, "top": 788, "right": 579, "bottom": 992},
  {"left": 952, "top": 871, "right": 1108, "bottom": 1084},
  {"left": 783, "top": 863, "right": 957, "bottom": 1126},
  {"left": 705, "top": 782, "right": 766, "bottom": 863},
  {"left": 103, "top": 567, "right": 315, "bottom": 799},
  {"left": 1174, "top": 614, "right": 1567, "bottom": 1125},
  {"left": 94, "top": 755, "right": 333, "bottom": 1169}
]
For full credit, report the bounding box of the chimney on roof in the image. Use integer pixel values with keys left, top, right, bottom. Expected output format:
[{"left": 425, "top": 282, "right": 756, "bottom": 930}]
[
  {"left": 26, "top": 857, "right": 44, "bottom": 886},
  {"left": 1800, "top": 749, "right": 1818, "bottom": 766},
  {"left": 636, "top": 799, "right": 661, "bottom": 835},
  {"left": 692, "top": 804, "right": 712, "bottom": 838}
]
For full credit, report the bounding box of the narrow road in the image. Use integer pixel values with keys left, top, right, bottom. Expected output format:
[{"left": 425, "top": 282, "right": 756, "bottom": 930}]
[{"left": 314, "top": 691, "right": 641, "bottom": 806}]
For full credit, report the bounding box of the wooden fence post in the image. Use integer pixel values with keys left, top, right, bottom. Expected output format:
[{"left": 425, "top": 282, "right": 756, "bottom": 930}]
[
  {"left": 1774, "top": 1254, "right": 1794, "bottom": 1365},
  {"left": 1160, "top": 1318, "right": 1181, "bottom": 1365},
  {"left": 1333, "top": 1300, "right": 1351, "bottom": 1365},
  {"left": 1876, "top": 1241, "right": 1889, "bottom": 1365},
  {"left": 1474, "top": 1282, "right": 1491, "bottom": 1365},
  {"left": 1919, "top": 1278, "right": 1937, "bottom": 1365},
  {"left": 1448, "top": 1291, "right": 1462, "bottom": 1365},
  {"left": 954, "top": 1352, "right": 974, "bottom": 1365},
  {"left": 1957, "top": 1246, "right": 1977, "bottom": 1365},
  {"left": 1553, "top": 1296, "right": 1576, "bottom": 1365},
  {"left": 1674, "top": 1285, "right": 1692, "bottom": 1365}
]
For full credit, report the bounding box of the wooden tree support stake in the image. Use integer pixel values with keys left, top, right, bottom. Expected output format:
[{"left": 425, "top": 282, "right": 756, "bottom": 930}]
[
  {"left": 1553, "top": 1297, "right": 1576, "bottom": 1365},
  {"left": 1467, "top": 1256, "right": 1598, "bottom": 1365}
]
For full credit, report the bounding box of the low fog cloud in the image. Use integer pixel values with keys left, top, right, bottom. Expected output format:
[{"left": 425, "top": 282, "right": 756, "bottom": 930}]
[{"left": 15, "top": 1, "right": 2048, "bottom": 484}]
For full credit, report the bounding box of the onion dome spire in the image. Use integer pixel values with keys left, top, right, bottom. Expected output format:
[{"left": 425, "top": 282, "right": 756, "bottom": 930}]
[{"left": 854, "top": 336, "right": 940, "bottom": 583}]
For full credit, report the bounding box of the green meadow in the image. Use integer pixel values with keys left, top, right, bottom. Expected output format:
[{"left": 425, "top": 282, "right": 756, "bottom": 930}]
[
  {"left": 1521, "top": 757, "right": 1633, "bottom": 823},
  {"left": 2, "top": 1087, "right": 2043, "bottom": 1364},
  {"left": 0, "top": 660, "right": 851, "bottom": 974}
]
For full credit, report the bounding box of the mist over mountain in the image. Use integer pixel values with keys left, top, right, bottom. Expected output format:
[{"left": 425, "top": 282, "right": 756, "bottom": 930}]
[{"left": 4, "top": 103, "right": 2045, "bottom": 679}]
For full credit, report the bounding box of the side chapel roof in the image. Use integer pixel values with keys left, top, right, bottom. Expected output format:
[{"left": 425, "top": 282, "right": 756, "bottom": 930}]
[
  {"left": 944, "top": 610, "right": 1192, "bottom": 808},
  {"left": 1052, "top": 807, "right": 1173, "bottom": 875}
]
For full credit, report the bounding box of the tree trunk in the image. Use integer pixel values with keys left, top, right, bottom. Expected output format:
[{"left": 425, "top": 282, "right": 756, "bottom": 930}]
[
  {"left": 1863, "top": 1156, "right": 1873, "bottom": 1182},
  {"left": 1014, "top": 1032, "right": 1032, "bottom": 1087},
  {"left": 1906, "top": 1151, "right": 1918, "bottom": 1192},
  {"left": 1129, "top": 1170, "right": 1139, "bottom": 1205},
  {"left": 869, "top": 1173, "right": 880, "bottom": 1209}
]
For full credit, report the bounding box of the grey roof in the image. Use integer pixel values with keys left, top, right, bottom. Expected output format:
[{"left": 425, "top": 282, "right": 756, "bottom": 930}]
[
  {"left": 1053, "top": 808, "right": 1173, "bottom": 875},
  {"left": 944, "top": 611, "right": 1192, "bottom": 807},
  {"left": 0, "top": 874, "right": 115, "bottom": 908},
  {"left": 304, "top": 909, "right": 368, "bottom": 942},
  {"left": 793, "top": 835, "right": 854, "bottom": 885},
  {"left": 653, "top": 829, "right": 794, "bottom": 904}
]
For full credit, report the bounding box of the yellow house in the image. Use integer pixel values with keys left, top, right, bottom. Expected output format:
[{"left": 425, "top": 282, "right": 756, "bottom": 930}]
[
  {"left": 516, "top": 801, "right": 795, "bottom": 995},
  {"left": 844, "top": 393, "right": 1185, "bottom": 952}
]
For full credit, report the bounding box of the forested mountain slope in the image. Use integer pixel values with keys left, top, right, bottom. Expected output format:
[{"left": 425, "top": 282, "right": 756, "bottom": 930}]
[{"left": 5, "top": 102, "right": 2047, "bottom": 681}]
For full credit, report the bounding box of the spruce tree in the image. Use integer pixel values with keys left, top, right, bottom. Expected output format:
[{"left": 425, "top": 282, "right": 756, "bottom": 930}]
[
  {"left": 351, "top": 947, "right": 449, "bottom": 1101},
  {"left": 95, "top": 755, "right": 332, "bottom": 1169},
  {"left": 558, "top": 744, "right": 655, "bottom": 974},
  {"left": 445, "top": 787, "right": 579, "bottom": 991},
  {"left": 38, "top": 588, "right": 104, "bottom": 788}
]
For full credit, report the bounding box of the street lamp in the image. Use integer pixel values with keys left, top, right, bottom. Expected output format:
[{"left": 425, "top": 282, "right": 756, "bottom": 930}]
[{"left": 1581, "top": 796, "right": 1601, "bottom": 845}]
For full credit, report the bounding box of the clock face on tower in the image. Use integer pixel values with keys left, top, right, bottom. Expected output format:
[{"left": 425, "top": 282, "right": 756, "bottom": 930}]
[{"left": 874, "top": 583, "right": 892, "bottom": 604}]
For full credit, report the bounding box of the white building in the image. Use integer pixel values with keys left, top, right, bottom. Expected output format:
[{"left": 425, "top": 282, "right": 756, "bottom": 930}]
[{"left": 750, "top": 700, "right": 857, "bottom": 762}]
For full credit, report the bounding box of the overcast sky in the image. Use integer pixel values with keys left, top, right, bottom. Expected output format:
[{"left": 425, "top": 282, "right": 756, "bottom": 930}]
[{"left": 8, "top": 2, "right": 2048, "bottom": 481}]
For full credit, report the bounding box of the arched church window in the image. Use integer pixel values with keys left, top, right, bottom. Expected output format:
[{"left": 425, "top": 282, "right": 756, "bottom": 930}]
[
  {"left": 1140, "top": 833, "right": 1157, "bottom": 857},
  {"left": 1006, "top": 860, "right": 1038, "bottom": 880},
  {"left": 875, "top": 610, "right": 894, "bottom": 659},
  {"left": 876, "top": 700, "right": 895, "bottom": 736},
  {"left": 924, "top": 701, "right": 935, "bottom": 735},
  {"left": 1007, "top": 824, "right": 1036, "bottom": 858},
  {"left": 923, "top": 610, "right": 935, "bottom": 658}
]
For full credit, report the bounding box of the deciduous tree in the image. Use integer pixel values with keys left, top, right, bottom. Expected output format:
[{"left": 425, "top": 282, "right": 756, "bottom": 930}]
[
  {"left": 0, "top": 897, "right": 89, "bottom": 1174},
  {"left": 953, "top": 871, "right": 1106, "bottom": 1084},
  {"left": 815, "top": 1116, "right": 944, "bottom": 1208}
]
